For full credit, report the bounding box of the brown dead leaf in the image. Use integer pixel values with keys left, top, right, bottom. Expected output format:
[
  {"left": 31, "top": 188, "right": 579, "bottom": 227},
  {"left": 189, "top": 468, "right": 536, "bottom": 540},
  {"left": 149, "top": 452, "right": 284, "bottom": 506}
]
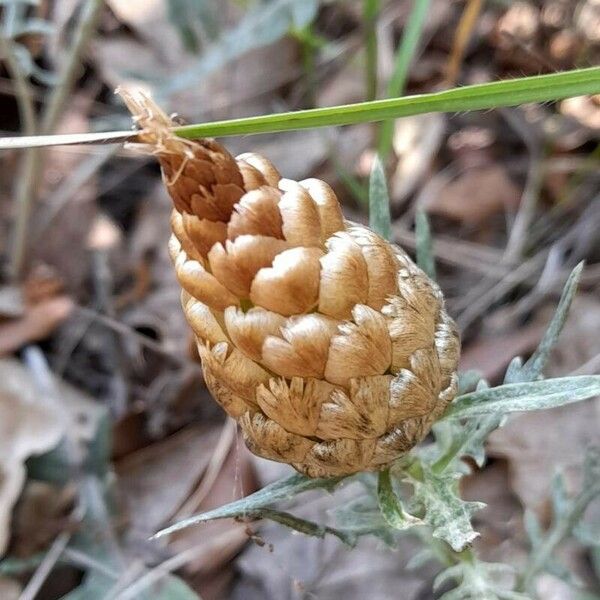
[
  {"left": 462, "top": 461, "right": 527, "bottom": 565},
  {"left": 0, "top": 296, "right": 74, "bottom": 357},
  {"left": 0, "top": 577, "right": 21, "bottom": 600},
  {"left": 0, "top": 286, "right": 24, "bottom": 319},
  {"left": 22, "top": 264, "right": 65, "bottom": 306},
  {"left": 30, "top": 94, "right": 98, "bottom": 293},
  {"left": 423, "top": 163, "right": 521, "bottom": 226},
  {"left": 169, "top": 433, "right": 257, "bottom": 600},
  {"left": 560, "top": 95, "right": 600, "bottom": 130},
  {"left": 116, "top": 424, "right": 223, "bottom": 539},
  {"left": 96, "top": 3, "right": 298, "bottom": 121},
  {"left": 391, "top": 113, "right": 446, "bottom": 206},
  {"left": 459, "top": 322, "right": 546, "bottom": 383},
  {"left": 0, "top": 383, "right": 66, "bottom": 555},
  {"left": 10, "top": 481, "right": 75, "bottom": 558}
]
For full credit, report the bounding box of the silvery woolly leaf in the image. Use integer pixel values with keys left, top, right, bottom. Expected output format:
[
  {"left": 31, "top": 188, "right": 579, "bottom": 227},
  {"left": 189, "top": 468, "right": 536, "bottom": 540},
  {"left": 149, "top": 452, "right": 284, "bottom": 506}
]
[
  {"left": 447, "top": 376, "right": 600, "bottom": 419},
  {"left": 154, "top": 472, "right": 346, "bottom": 539},
  {"left": 458, "top": 370, "right": 484, "bottom": 394},
  {"left": 435, "top": 560, "right": 529, "bottom": 600},
  {"left": 430, "top": 415, "right": 500, "bottom": 472},
  {"left": 409, "top": 467, "right": 484, "bottom": 552},
  {"left": 415, "top": 209, "right": 436, "bottom": 280},
  {"left": 369, "top": 154, "right": 392, "bottom": 241},
  {"left": 506, "top": 263, "right": 583, "bottom": 384},
  {"left": 523, "top": 509, "right": 543, "bottom": 548},
  {"left": 334, "top": 496, "right": 396, "bottom": 545},
  {"left": 551, "top": 471, "right": 571, "bottom": 519}
]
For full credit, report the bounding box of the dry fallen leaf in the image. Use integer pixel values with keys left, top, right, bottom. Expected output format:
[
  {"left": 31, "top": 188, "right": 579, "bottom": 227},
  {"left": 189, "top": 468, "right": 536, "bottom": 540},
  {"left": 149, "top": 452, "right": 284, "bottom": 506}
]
[
  {"left": 0, "top": 577, "right": 21, "bottom": 600},
  {"left": 391, "top": 113, "right": 446, "bottom": 206},
  {"left": 423, "top": 163, "right": 521, "bottom": 226},
  {"left": 459, "top": 322, "right": 546, "bottom": 383},
  {"left": 0, "top": 296, "right": 74, "bottom": 357},
  {"left": 169, "top": 436, "right": 257, "bottom": 600},
  {"left": 0, "top": 378, "right": 66, "bottom": 554},
  {"left": 10, "top": 480, "right": 75, "bottom": 558},
  {"left": 560, "top": 95, "right": 600, "bottom": 131},
  {"left": 116, "top": 424, "right": 223, "bottom": 539}
]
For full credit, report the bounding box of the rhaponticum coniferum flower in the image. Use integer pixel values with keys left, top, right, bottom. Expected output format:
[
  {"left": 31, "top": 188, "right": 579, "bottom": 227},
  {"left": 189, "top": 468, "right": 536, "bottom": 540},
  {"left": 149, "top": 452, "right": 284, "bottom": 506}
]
[{"left": 121, "top": 91, "right": 460, "bottom": 478}]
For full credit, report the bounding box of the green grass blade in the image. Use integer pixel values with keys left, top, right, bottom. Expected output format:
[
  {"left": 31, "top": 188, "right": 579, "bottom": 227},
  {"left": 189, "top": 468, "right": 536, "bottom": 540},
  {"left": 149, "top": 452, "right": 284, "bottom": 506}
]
[
  {"left": 172, "top": 67, "right": 600, "bottom": 139},
  {"left": 1, "top": 69, "right": 598, "bottom": 151},
  {"left": 378, "top": 0, "right": 432, "bottom": 158},
  {"left": 363, "top": 0, "right": 380, "bottom": 101},
  {"left": 368, "top": 154, "right": 391, "bottom": 240}
]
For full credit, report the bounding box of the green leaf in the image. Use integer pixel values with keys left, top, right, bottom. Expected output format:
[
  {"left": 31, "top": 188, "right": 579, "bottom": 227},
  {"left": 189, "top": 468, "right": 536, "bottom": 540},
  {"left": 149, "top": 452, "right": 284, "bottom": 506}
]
[
  {"left": 446, "top": 376, "right": 600, "bottom": 419},
  {"left": 368, "top": 154, "right": 391, "bottom": 240},
  {"left": 377, "top": 468, "right": 422, "bottom": 530},
  {"left": 409, "top": 468, "right": 484, "bottom": 552},
  {"left": 170, "top": 68, "right": 600, "bottom": 138},
  {"left": 506, "top": 263, "right": 583, "bottom": 383},
  {"left": 154, "top": 472, "right": 346, "bottom": 539},
  {"left": 415, "top": 209, "right": 436, "bottom": 280}
]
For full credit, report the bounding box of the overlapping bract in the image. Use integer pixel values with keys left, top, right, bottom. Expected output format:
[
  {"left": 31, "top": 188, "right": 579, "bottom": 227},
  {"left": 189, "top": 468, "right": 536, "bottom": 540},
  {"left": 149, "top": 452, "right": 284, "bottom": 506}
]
[{"left": 123, "top": 92, "right": 460, "bottom": 477}]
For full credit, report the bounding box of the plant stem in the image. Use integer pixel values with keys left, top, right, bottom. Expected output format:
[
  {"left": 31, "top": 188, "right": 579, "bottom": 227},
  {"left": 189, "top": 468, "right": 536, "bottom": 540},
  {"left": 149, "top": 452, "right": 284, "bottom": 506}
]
[
  {"left": 378, "top": 0, "right": 432, "bottom": 159},
  {"left": 363, "top": 0, "right": 380, "bottom": 101},
  {"left": 445, "top": 0, "right": 483, "bottom": 86},
  {"left": 42, "top": 0, "right": 103, "bottom": 135},
  {"left": 297, "top": 23, "right": 317, "bottom": 107},
  {"left": 0, "top": 37, "right": 37, "bottom": 135},
  {"left": 1, "top": 29, "right": 40, "bottom": 280},
  {"left": 8, "top": 0, "right": 103, "bottom": 279}
]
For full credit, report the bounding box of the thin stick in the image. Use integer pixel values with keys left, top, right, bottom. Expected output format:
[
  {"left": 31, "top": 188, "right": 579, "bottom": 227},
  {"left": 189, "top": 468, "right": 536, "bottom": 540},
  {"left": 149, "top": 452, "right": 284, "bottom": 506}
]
[
  {"left": 41, "top": 0, "right": 103, "bottom": 135},
  {"left": 174, "top": 418, "right": 237, "bottom": 520},
  {"left": 110, "top": 529, "right": 247, "bottom": 600},
  {"left": 0, "top": 37, "right": 37, "bottom": 135},
  {"left": 363, "top": 0, "right": 380, "bottom": 101},
  {"left": 18, "top": 532, "right": 71, "bottom": 600},
  {"left": 445, "top": 0, "right": 483, "bottom": 86},
  {"left": 8, "top": 0, "right": 103, "bottom": 279}
]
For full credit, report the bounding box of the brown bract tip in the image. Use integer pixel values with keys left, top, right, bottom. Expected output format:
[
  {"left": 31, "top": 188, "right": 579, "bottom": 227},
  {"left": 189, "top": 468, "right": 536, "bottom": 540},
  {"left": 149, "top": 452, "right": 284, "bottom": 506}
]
[{"left": 116, "top": 87, "right": 195, "bottom": 162}]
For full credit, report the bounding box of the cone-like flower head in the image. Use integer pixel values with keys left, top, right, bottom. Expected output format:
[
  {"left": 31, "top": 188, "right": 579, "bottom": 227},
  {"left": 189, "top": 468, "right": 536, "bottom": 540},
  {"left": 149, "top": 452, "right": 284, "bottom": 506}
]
[{"left": 122, "top": 92, "right": 460, "bottom": 477}]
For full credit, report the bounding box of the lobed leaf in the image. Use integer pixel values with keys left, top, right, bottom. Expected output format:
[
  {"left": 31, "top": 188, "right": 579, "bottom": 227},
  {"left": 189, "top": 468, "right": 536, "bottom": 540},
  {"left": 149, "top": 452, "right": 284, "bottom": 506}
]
[{"left": 409, "top": 468, "right": 484, "bottom": 552}]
